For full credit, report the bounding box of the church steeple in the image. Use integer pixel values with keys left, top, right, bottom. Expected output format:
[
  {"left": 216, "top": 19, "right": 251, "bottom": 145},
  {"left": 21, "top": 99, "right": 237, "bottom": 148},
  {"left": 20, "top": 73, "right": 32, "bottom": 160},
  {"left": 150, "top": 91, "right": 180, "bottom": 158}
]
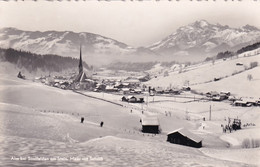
[{"left": 79, "top": 44, "right": 83, "bottom": 74}]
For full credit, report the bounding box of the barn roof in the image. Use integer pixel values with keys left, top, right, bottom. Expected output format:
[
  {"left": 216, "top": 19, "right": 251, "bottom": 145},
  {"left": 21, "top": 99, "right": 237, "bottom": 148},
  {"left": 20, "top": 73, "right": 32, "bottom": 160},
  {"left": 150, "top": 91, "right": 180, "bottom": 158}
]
[
  {"left": 167, "top": 128, "right": 202, "bottom": 143},
  {"left": 142, "top": 117, "right": 159, "bottom": 126}
]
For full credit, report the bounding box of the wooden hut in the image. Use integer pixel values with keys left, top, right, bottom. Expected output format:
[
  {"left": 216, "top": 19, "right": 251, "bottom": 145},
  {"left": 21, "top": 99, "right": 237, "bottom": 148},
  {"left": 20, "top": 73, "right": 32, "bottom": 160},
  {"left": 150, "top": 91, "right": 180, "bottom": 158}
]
[
  {"left": 141, "top": 117, "right": 160, "bottom": 134},
  {"left": 167, "top": 128, "right": 202, "bottom": 148}
]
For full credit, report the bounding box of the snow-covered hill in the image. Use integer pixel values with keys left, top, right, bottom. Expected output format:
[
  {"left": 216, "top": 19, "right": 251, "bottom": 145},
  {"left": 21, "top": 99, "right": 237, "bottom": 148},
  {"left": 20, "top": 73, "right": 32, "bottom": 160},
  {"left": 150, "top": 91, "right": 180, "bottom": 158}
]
[
  {"left": 146, "top": 48, "right": 260, "bottom": 98},
  {"left": 149, "top": 20, "right": 260, "bottom": 61}
]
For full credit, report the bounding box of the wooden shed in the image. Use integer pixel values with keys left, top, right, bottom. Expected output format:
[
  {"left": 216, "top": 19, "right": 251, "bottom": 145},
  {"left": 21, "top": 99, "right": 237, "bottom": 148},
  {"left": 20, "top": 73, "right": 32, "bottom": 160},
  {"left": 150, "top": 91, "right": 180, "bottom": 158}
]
[
  {"left": 141, "top": 117, "right": 160, "bottom": 134},
  {"left": 167, "top": 128, "right": 202, "bottom": 148}
]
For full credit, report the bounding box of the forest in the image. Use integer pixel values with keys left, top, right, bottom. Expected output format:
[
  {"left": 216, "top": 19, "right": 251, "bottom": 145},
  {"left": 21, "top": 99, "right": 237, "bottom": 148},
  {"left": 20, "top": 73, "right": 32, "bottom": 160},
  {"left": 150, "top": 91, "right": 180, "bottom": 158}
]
[{"left": 0, "top": 48, "right": 90, "bottom": 73}]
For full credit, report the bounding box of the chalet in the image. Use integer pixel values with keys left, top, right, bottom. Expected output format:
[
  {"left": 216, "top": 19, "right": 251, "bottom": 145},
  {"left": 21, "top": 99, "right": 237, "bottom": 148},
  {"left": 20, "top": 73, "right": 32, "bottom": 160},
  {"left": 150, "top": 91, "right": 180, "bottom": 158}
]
[
  {"left": 95, "top": 83, "right": 106, "bottom": 91},
  {"left": 17, "top": 71, "right": 25, "bottom": 79},
  {"left": 105, "top": 85, "right": 118, "bottom": 92},
  {"left": 182, "top": 86, "right": 191, "bottom": 91},
  {"left": 114, "top": 82, "right": 124, "bottom": 89},
  {"left": 205, "top": 91, "right": 219, "bottom": 98},
  {"left": 121, "top": 88, "right": 130, "bottom": 95},
  {"left": 128, "top": 95, "right": 144, "bottom": 103},
  {"left": 244, "top": 99, "right": 258, "bottom": 106},
  {"left": 155, "top": 87, "right": 164, "bottom": 94},
  {"left": 170, "top": 89, "right": 181, "bottom": 95},
  {"left": 236, "top": 62, "right": 243, "bottom": 66},
  {"left": 212, "top": 94, "right": 228, "bottom": 101},
  {"left": 233, "top": 100, "right": 250, "bottom": 107},
  {"left": 141, "top": 117, "right": 160, "bottom": 134},
  {"left": 133, "top": 88, "right": 142, "bottom": 94},
  {"left": 167, "top": 128, "right": 202, "bottom": 148},
  {"left": 122, "top": 83, "right": 130, "bottom": 88},
  {"left": 220, "top": 91, "right": 230, "bottom": 96}
]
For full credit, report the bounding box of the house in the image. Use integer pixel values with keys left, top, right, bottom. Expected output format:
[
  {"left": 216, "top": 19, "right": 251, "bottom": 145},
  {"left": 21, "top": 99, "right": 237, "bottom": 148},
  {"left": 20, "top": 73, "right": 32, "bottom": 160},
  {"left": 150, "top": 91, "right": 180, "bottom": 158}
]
[
  {"left": 212, "top": 94, "right": 228, "bottom": 101},
  {"left": 105, "top": 85, "right": 118, "bottom": 92},
  {"left": 182, "top": 86, "right": 191, "bottom": 91},
  {"left": 141, "top": 117, "right": 160, "bottom": 134},
  {"left": 233, "top": 100, "right": 250, "bottom": 107},
  {"left": 17, "top": 71, "right": 25, "bottom": 79},
  {"left": 133, "top": 88, "right": 142, "bottom": 94},
  {"left": 95, "top": 83, "right": 106, "bottom": 91},
  {"left": 220, "top": 91, "right": 230, "bottom": 96},
  {"left": 127, "top": 95, "right": 144, "bottom": 103},
  {"left": 236, "top": 62, "right": 243, "bottom": 66},
  {"left": 205, "top": 91, "right": 219, "bottom": 98},
  {"left": 121, "top": 88, "right": 130, "bottom": 95},
  {"left": 243, "top": 98, "right": 258, "bottom": 106},
  {"left": 167, "top": 128, "right": 202, "bottom": 148},
  {"left": 155, "top": 87, "right": 164, "bottom": 94},
  {"left": 170, "top": 89, "right": 181, "bottom": 95}
]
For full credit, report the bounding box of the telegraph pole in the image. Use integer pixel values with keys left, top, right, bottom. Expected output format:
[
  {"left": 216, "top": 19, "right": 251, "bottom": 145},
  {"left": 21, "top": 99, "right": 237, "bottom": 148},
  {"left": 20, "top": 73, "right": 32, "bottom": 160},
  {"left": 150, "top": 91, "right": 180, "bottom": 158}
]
[{"left": 209, "top": 105, "right": 211, "bottom": 121}]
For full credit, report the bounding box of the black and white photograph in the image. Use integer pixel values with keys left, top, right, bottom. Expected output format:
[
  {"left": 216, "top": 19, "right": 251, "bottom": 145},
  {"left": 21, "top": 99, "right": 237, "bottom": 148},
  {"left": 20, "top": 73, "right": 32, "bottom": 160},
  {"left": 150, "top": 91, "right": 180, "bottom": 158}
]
[{"left": 0, "top": 0, "right": 260, "bottom": 166}]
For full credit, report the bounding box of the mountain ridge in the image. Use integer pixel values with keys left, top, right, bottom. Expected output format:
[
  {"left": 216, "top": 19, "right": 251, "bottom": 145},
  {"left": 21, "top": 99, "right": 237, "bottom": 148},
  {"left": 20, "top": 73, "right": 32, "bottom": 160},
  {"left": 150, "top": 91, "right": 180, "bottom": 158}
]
[
  {"left": 148, "top": 20, "right": 260, "bottom": 61},
  {"left": 1, "top": 20, "right": 260, "bottom": 64}
]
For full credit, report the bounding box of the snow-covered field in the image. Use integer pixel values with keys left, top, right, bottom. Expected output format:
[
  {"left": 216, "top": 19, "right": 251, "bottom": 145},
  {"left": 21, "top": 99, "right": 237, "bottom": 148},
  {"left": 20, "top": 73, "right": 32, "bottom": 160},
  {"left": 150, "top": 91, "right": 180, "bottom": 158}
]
[{"left": 0, "top": 56, "right": 260, "bottom": 166}]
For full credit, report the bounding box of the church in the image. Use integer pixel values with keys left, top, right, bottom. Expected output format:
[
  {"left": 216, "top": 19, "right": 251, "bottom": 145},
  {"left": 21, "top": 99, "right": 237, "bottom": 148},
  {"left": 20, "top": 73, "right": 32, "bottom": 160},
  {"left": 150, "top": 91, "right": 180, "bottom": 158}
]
[{"left": 73, "top": 45, "right": 94, "bottom": 90}]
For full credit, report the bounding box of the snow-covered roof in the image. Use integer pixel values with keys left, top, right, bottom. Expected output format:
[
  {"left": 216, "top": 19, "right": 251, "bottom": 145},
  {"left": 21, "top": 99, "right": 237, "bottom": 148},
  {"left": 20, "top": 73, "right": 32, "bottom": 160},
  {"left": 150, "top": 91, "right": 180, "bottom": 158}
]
[
  {"left": 105, "top": 85, "right": 115, "bottom": 89},
  {"left": 167, "top": 128, "right": 202, "bottom": 143},
  {"left": 121, "top": 88, "right": 130, "bottom": 91},
  {"left": 234, "top": 100, "right": 247, "bottom": 104},
  {"left": 142, "top": 117, "right": 159, "bottom": 126},
  {"left": 134, "top": 89, "right": 142, "bottom": 92}
]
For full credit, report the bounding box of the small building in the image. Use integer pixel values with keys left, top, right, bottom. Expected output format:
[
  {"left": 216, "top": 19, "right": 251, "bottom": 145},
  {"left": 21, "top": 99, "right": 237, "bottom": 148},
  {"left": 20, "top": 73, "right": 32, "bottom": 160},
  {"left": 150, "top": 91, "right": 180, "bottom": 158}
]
[
  {"left": 121, "top": 88, "right": 130, "bottom": 95},
  {"left": 233, "top": 100, "right": 250, "bottom": 107},
  {"left": 205, "top": 91, "right": 219, "bottom": 98},
  {"left": 141, "top": 117, "right": 160, "bottom": 134},
  {"left": 244, "top": 99, "right": 258, "bottom": 106},
  {"left": 105, "top": 85, "right": 118, "bottom": 92},
  {"left": 127, "top": 95, "right": 144, "bottom": 103},
  {"left": 167, "top": 128, "right": 202, "bottom": 148},
  {"left": 155, "top": 87, "right": 164, "bottom": 94},
  {"left": 133, "top": 88, "right": 142, "bottom": 94},
  {"left": 182, "top": 86, "right": 191, "bottom": 91}
]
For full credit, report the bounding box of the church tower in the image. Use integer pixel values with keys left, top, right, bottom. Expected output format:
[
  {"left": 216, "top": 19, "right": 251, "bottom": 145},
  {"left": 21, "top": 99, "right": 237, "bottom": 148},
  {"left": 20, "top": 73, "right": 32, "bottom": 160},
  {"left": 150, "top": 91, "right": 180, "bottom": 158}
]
[{"left": 79, "top": 45, "right": 83, "bottom": 74}]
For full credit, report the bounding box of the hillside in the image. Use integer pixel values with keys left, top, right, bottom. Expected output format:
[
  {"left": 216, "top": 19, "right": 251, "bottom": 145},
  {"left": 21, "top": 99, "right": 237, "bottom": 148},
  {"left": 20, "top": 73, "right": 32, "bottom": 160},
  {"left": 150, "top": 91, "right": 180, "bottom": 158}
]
[
  {"left": 0, "top": 69, "right": 258, "bottom": 166},
  {"left": 146, "top": 48, "right": 260, "bottom": 98}
]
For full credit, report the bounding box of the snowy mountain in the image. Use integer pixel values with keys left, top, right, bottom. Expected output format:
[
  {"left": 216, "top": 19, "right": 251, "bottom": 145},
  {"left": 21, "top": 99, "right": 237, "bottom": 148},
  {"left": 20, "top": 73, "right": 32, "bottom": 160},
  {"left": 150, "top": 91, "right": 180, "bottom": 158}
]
[
  {"left": 149, "top": 20, "right": 260, "bottom": 61},
  {"left": 1, "top": 20, "right": 260, "bottom": 65},
  {"left": 0, "top": 27, "right": 145, "bottom": 65}
]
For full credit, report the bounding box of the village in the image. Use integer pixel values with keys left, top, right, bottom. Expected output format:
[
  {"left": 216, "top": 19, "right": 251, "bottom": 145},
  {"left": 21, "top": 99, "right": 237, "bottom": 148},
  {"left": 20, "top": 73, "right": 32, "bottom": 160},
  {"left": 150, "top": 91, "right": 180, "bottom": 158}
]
[
  {"left": 0, "top": 43, "right": 257, "bottom": 167},
  {"left": 17, "top": 46, "right": 258, "bottom": 151}
]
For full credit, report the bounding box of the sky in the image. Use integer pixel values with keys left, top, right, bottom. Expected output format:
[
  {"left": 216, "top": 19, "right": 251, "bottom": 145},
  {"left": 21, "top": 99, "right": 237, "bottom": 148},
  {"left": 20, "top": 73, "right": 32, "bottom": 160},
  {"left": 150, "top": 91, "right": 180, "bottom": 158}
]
[{"left": 0, "top": 0, "right": 260, "bottom": 47}]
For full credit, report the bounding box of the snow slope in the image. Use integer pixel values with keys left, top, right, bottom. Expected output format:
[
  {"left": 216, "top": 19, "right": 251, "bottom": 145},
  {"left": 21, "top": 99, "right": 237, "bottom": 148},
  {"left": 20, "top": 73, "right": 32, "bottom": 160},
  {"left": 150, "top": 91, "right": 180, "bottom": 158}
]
[
  {"left": 0, "top": 62, "right": 259, "bottom": 166},
  {"left": 147, "top": 49, "right": 260, "bottom": 98}
]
